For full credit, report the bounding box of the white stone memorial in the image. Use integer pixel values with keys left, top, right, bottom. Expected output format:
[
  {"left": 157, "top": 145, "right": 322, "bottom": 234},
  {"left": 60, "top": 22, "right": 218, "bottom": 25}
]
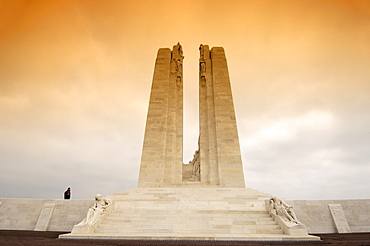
[{"left": 59, "top": 44, "right": 320, "bottom": 241}]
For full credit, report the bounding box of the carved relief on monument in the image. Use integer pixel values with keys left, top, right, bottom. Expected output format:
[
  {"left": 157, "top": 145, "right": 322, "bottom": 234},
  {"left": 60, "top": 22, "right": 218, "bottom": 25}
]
[
  {"left": 175, "top": 42, "right": 184, "bottom": 58},
  {"left": 182, "top": 147, "right": 200, "bottom": 182},
  {"left": 182, "top": 136, "right": 201, "bottom": 182},
  {"left": 170, "top": 60, "right": 177, "bottom": 75},
  {"left": 199, "top": 44, "right": 205, "bottom": 61},
  {"left": 171, "top": 59, "right": 183, "bottom": 78},
  {"left": 268, "top": 195, "right": 300, "bottom": 225},
  {"left": 176, "top": 76, "right": 182, "bottom": 87},
  {"left": 199, "top": 44, "right": 206, "bottom": 88},
  {"left": 190, "top": 149, "right": 200, "bottom": 181},
  {"left": 171, "top": 42, "right": 184, "bottom": 78},
  {"left": 200, "top": 76, "right": 206, "bottom": 87},
  {"left": 266, "top": 195, "right": 310, "bottom": 236},
  {"left": 176, "top": 59, "right": 182, "bottom": 75},
  {"left": 71, "top": 194, "right": 111, "bottom": 234},
  {"left": 200, "top": 62, "right": 206, "bottom": 74}
]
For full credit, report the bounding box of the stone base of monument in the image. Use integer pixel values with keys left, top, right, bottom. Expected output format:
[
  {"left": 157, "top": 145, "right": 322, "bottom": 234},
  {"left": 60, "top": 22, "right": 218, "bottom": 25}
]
[
  {"left": 70, "top": 223, "right": 97, "bottom": 234},
  {"left": 59, "top": 188, "right": 320, "bottom": 241}
]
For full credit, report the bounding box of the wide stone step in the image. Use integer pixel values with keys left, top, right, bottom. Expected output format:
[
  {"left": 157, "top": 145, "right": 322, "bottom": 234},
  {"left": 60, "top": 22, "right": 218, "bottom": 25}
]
[
  {"left": 110, "top": 200, "right": 268, "bottom": 205},
  {"left": 106, "top": 215, "right": 272, "bottom": 221},
  {"left": 105, "top": 216, "right": 272, "bottom": 222},
  {"left": 112, "top": 201, "right": 266, "bottom": 205},
  {"left": 95, "top": 228, "right": 284, "bottom": 234},
  {"left": 111, "top": 194, "right": 268, "bottom": 198},
  {"left": 97, "top": 222, "right": 280, "bottom": 229},
  {"left": 113, "top": 193, "right": 267, "bottom": 196},
  {"left": 111, "top": 189, "right": 271, "bottom": 198},
  {"left": 112, "top": 206, "right": 266, "bottom": 211},
  {"left": 110, "top": 209, "right": 269, "bottom": 213},
  {"left": 113, "top": 188, "right": 268, "bottom": 192},
  {"left": 111, "top": 202, "right": 255, "bottom": 205},
  {"left": 61, "top": 232, "right": 321, "bottom": 241},
  {"left": 108, "top": 212, "right": 271, "bottom": 218},
  {"left": 101, "top": 220, "right": 277, "bottom": 227},
  {"left": 104, "top": 216, "right": 275, "bottom": 223},
  {"left": 111, "top": 201, "right": 266, "bottom": 206}
]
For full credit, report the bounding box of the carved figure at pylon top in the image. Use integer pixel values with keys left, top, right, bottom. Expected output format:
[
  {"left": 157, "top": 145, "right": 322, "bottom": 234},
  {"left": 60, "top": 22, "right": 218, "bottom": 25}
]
[
  {"left": 199, "top": 44, "right": 205, "bottom": 61},
  {"left": 174, "top": 42, "right": 183, "bottom": 59}
]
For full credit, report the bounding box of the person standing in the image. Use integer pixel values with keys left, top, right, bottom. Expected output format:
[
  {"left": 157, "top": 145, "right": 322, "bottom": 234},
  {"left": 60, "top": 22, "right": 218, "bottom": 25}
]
[{"left": 64, "top": 187, "right": 71, "bottom": 199}]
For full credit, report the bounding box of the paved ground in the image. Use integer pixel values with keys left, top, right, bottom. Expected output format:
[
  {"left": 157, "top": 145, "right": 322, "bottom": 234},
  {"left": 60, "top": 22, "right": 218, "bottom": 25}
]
[{"left": 1, "top": 230, "right": 370, "bottom": 246}]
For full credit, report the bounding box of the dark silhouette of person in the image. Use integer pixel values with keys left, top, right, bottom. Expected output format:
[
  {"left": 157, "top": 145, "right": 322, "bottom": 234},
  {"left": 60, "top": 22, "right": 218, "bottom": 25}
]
[{"left": 64, "top": 187, "right": 71, "bottom": 199}]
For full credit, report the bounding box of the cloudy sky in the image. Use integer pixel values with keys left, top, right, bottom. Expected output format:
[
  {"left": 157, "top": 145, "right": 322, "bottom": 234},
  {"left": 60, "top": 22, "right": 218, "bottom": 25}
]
[{"left": 1, "top": 0, "right": 369, "bottom": 200}]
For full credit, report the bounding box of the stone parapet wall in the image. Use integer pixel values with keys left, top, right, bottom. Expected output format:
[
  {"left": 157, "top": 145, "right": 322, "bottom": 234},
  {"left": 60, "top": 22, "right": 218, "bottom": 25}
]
[
  {"left": 0, "top": 197, "right": 369, "bottom": 233},
  {"left": 0, "top": 198, "right": 93, "bottom": 231},
  {"left": 287, "top": 199, "right": 370, "bottom": 233}
]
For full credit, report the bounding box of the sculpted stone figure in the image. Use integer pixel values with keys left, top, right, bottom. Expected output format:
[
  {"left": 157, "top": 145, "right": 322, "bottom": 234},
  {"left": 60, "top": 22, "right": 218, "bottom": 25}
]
[
  {"left": 171, "top": 42, "right": 183, "bottom": 77},
  {"left": 269, "top": 195, "right": 299, "bottom": 224},
  {"left": 173, "top": 42, "right": 184, "bottom": 59},
  {"left": 200, "top": 62, "right": 206, "bottom": 74},
  {"left": 176, "top": 59, "right": 182, "bottom": 74},
  {"left": 199, "top": 44, "right": 205, "bottom": 61},
  {"left": 189, "top": 150, "right": 200, "bottom": 181},
  {"left": 200, "top": 76, "right": 206, "bottom": 87},
  {"left": 170, "top": 60, "right": 177, "bottom": 75},
  {"left": 176, "top": 76, "right": 182, "bottom": 87},
  {"left": 177, "top": 42, "right": 183, "bottom": 57},
  {"left": 75, "top": 194, "right": 111, "bottom": 227}
]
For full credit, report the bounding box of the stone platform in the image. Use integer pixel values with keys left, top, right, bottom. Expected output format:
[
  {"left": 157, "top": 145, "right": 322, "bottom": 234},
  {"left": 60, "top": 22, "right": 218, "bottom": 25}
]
[{"left": 59, "top": 188, "right": 320, "bottom": 241}]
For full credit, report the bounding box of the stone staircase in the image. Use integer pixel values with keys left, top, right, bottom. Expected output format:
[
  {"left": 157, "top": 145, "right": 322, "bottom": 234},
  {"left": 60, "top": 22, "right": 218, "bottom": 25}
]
[{"left": 60, "top": 188, "right": 320, "bottom": 240}]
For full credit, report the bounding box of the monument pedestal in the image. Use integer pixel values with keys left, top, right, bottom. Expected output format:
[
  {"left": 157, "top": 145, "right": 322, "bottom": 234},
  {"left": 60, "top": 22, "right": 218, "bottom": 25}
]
[{"left": 59, "top": 188, "right": 320, "bottom": 241}]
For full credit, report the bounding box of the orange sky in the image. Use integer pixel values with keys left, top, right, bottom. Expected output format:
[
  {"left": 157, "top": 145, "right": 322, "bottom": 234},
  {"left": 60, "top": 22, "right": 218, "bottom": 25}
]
[{"left": 0, "top": 0, "right": 369, "bottom": 199}]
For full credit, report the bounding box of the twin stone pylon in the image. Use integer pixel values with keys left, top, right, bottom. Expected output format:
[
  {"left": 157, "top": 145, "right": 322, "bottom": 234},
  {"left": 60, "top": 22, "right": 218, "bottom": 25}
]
[{"left": 138, "top": 43, "right": 245, "bottom": 188}]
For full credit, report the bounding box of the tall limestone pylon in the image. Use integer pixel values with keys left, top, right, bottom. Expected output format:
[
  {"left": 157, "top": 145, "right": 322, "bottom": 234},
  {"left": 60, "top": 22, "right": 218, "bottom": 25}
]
[
  {"left": 138, "top": 43, "right": 245, "bottom": 188},
  {"left": 138, "top": 43, "right": 184, "bottom": 187},
  {"left": 197, "top": 44, "right": 245, "bottom": 187}
]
